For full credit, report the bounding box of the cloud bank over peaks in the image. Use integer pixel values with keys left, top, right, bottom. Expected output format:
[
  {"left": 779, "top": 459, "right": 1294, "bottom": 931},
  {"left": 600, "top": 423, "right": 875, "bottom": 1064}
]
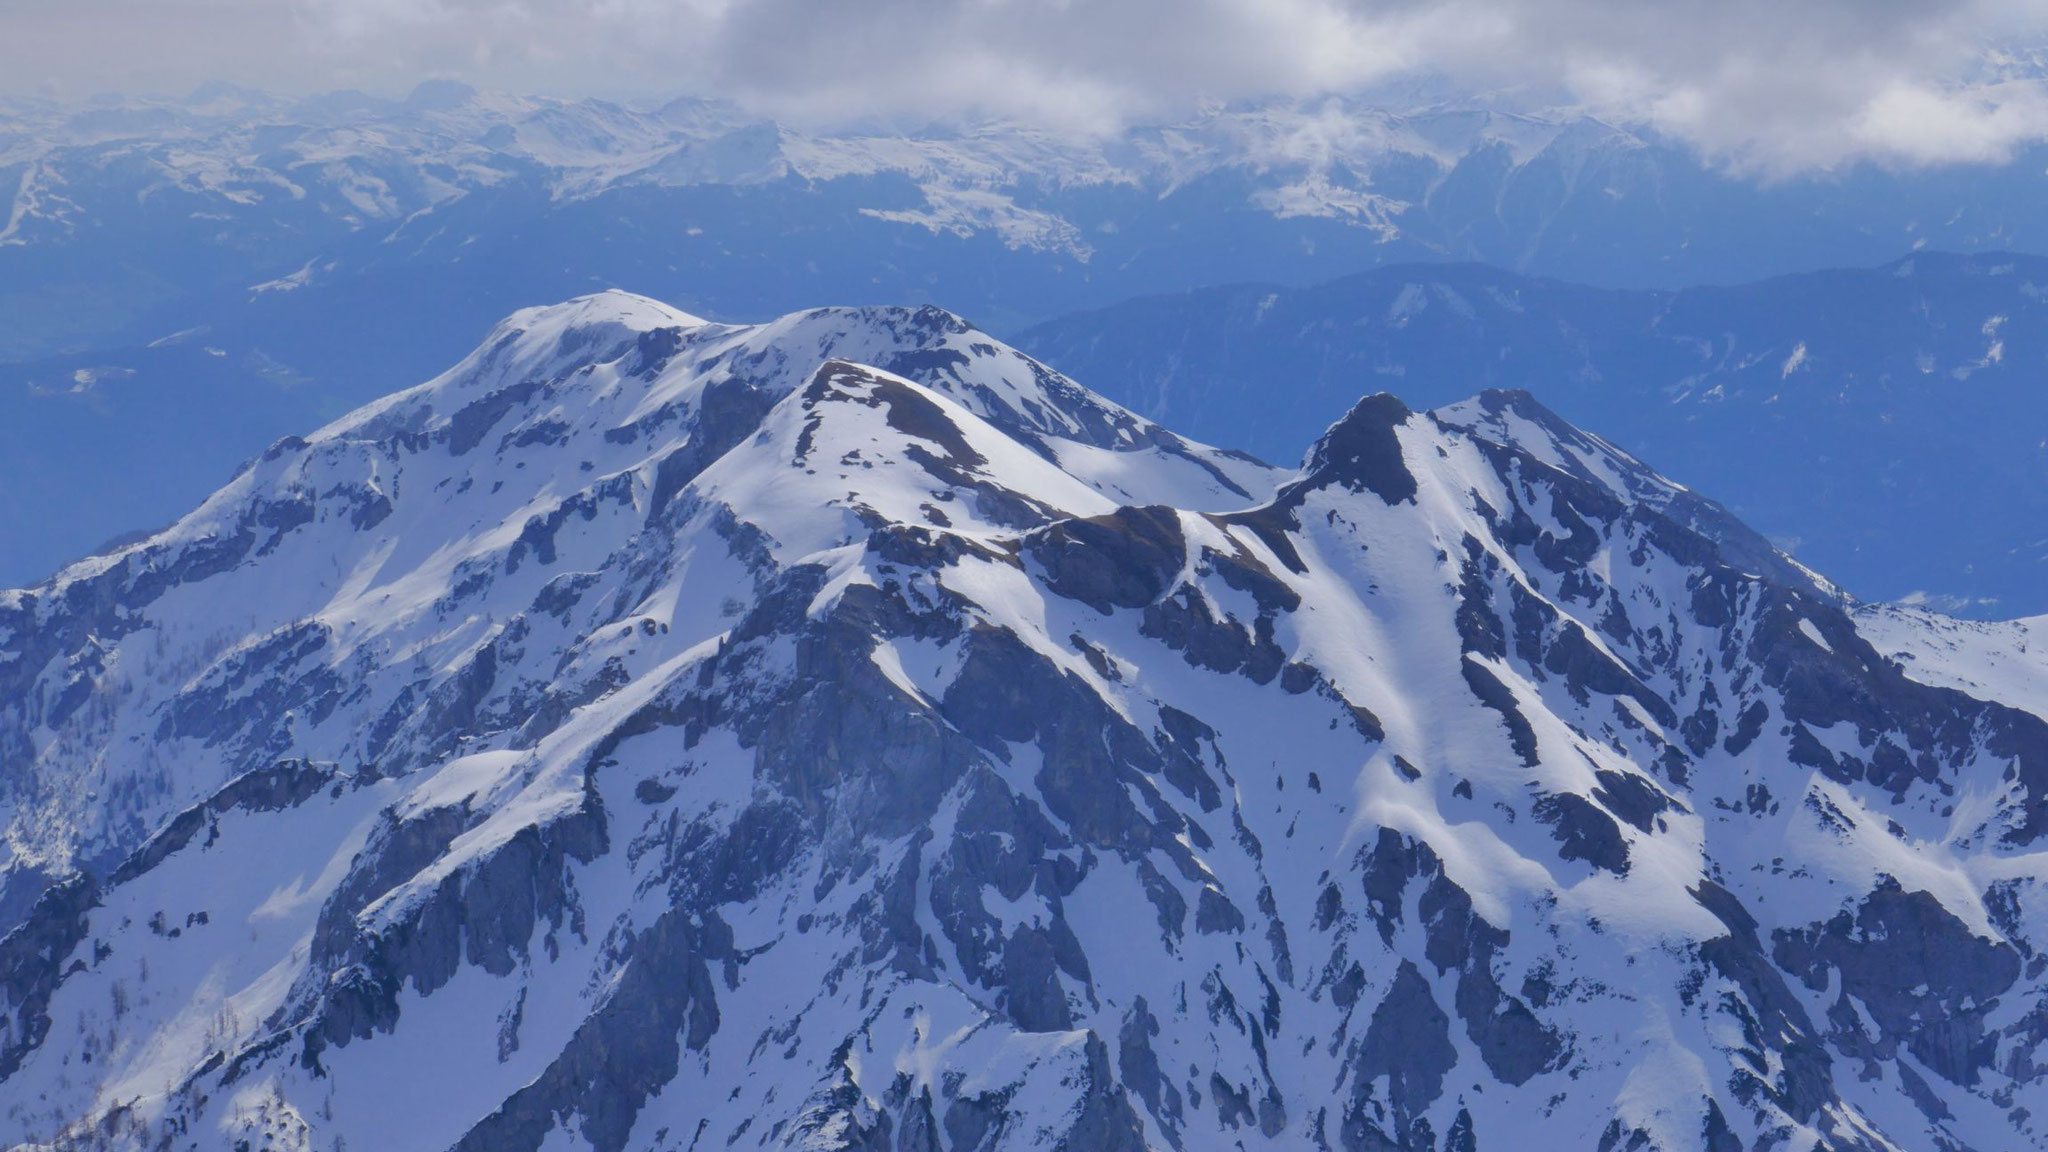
[{"left": 8, "top": 0, "right": 2048, "bottom": 174}]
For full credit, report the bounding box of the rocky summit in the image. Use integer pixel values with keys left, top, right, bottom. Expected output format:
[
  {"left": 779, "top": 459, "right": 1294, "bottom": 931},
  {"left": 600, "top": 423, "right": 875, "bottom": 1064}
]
[{"left": 1, "top": 291, "right": 2045, "bottom": 1151}]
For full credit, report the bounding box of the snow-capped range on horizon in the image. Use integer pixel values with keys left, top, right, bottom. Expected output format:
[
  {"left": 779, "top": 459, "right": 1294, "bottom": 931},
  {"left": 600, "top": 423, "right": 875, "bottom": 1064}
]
[
  {"left": 0, "top": 81, "right": 1613, "bottom": 262},
  {"left": 10, "top": 77, "right": 2048, "bottom": 358},
  {"left": 1, "top": 289, "right": 2044, "bottom": 1151}
]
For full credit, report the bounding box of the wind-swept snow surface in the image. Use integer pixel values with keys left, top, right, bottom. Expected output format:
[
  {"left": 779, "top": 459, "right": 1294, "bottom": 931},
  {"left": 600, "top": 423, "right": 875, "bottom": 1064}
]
[{"left": 1, "top": 294, "right": 2044, "bottom": 1151}]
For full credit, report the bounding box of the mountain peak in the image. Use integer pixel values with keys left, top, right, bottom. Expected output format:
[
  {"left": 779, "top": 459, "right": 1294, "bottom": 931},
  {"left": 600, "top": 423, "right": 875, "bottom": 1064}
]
[
  {"left": 1299, "top": 391, "right": 1418, "bottom": 505},
  {"left": 495, "top": 289, "right": 714, "bottom": 346},
  {"left": 469, "top": 288, "right": 714, "bottom": 378},
  {"left": 1433, "top": 386, "right": 1830, "bottom": 595},
  {"left": 1434, "top": 387, "right": 1672, "bottom": 500}
]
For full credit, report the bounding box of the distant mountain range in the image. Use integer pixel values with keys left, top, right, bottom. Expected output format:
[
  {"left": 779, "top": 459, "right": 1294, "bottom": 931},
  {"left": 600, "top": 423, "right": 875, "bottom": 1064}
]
[
  {"left": 4, "top": 291, "right": 2045, "bottom": 1151},
  {"left": 1019, "top": 252, "right": 2048, "bottom": 616},
  {"left": 11, "top": 82, "right": 2048, "bottom": 364}
]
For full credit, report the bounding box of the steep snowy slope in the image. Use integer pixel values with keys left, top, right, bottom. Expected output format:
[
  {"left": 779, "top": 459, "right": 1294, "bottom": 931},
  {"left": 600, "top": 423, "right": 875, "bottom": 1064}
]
[
  {"left": 1, "top": 296, "right": 2045, "bottom": 1152},
  {"left": 1855, "top": 606, "right": 2048, "bottom": 717}
]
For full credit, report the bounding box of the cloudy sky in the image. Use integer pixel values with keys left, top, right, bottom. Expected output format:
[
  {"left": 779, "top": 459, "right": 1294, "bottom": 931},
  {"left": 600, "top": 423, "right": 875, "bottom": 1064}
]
[{"left": 7, "top": 0, "right": 2048, "bottom": 172}]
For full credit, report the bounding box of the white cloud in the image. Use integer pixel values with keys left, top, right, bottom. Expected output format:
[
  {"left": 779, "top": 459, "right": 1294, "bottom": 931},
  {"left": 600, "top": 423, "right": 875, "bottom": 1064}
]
[{"left": 8, "top": 0, "right": 2048, "bottom": 172}]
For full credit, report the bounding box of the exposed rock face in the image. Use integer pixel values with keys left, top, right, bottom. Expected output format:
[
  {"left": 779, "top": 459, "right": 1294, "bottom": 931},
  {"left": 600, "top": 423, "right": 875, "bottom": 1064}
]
[{"left": 0, "top": 292, "right": 2044, "bottom": 1151}]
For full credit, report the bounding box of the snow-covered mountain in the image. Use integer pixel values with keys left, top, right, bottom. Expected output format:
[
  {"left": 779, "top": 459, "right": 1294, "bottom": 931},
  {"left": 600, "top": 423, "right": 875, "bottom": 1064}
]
[{"left": 3, "top": 291, "right": 2046, "bottom": 1152}]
